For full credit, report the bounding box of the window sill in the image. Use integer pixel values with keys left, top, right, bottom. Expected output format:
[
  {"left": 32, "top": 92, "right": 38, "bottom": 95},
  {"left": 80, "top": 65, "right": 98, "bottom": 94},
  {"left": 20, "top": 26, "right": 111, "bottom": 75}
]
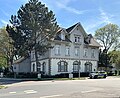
[
  {"left": 58, "top": 71, "right": 68, "bottom": 72},
  {"left": 65, "top": 55, "right": 70, "bottom": 56}
]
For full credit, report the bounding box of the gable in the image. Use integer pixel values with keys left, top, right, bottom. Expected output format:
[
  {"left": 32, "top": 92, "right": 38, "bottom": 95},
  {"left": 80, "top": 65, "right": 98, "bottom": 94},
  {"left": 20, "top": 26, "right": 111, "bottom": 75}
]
[{"left": 67, "top": 22, "right": 87, "bottom": 38}]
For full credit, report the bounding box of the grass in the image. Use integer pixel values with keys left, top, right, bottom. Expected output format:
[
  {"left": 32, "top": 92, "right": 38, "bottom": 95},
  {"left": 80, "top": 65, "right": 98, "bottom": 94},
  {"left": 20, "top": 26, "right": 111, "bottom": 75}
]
[
  {"left": 0, "top": 85, "right": 7, "bottom": 89},
  {"left": 37, "top": 77, "right": 86, "bottom": 81}
]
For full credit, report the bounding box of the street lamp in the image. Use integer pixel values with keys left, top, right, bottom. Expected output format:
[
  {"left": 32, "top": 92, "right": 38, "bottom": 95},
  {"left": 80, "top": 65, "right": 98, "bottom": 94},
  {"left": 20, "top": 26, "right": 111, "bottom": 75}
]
[{"left": 78, "top": 60, "right": 81, "bottom": 78}]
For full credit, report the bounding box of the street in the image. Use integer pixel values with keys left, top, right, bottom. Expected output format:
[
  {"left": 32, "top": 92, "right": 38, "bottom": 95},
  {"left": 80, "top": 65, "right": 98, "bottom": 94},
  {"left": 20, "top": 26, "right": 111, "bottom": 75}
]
[{"left": 0, "top": 77, "right": 120, "bottom": 98}]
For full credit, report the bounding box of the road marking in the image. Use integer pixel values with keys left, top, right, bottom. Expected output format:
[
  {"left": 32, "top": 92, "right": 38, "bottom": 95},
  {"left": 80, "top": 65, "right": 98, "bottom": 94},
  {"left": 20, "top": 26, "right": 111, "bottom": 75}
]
[
  {"left": 81, "top": 90, "right": 97, "bottom": 93},
  {"left": 24, "top": 90, "right": 37, "bottom": 94},
  {"left": 40, "top": 94, "right": 62, "bottom": 98},
  {"left": 9, "top": 92, "right": 16, "bottom": 94}
]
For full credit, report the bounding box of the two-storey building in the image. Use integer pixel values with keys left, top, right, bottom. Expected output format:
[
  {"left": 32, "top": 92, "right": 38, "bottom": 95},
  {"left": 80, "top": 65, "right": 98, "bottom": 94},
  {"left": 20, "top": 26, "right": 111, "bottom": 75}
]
[{"left": 30, "top": 22, "right": 101, "bottom": 75}]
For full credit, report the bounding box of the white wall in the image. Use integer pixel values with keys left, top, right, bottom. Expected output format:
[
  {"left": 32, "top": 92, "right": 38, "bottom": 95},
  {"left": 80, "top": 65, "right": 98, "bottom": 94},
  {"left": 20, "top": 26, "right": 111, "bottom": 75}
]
[
  {"left": 31, "top": 59, "right": 49, "bottom": 75},
  {"left": 50, "top": 58, "right": 97, "bottom": 75}
]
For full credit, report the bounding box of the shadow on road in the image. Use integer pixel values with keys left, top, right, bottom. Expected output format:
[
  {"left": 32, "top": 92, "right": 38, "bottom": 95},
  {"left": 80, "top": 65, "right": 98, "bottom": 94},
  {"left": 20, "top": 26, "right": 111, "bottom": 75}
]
[{"left": 0, "top": 78, "right": 33, "bottom": 85}]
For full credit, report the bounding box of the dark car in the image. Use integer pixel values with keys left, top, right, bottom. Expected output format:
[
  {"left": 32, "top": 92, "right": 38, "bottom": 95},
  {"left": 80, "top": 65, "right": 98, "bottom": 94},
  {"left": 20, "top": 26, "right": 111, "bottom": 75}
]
[{"left": 89, "top": 71, "right": 107, "bottom": 79}]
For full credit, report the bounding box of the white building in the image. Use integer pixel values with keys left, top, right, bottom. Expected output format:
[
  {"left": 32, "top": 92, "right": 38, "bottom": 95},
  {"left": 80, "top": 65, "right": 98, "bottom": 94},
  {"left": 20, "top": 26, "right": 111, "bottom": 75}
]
[{"left": 30, "top": 22, "right": 101, "bottom": 76}]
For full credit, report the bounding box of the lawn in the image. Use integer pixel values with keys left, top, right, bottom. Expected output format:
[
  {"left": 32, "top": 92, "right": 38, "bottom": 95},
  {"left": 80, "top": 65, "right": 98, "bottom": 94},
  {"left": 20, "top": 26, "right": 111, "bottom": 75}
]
[
  {"left": 37, "top": 77, "right": 86, "bottom": 81},
  {"left": 0, "top": 85, "right": 7, "bottom": 89}
]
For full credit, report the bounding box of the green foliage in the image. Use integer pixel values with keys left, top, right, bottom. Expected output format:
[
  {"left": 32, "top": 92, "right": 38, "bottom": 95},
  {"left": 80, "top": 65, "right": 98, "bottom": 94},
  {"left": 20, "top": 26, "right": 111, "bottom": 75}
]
[
  {"left": 95, "top": 23, "right": 120, "bottom": 52},
  {"left": 0, "top": 27, "right": 13, "bottom": 67},
  {"left": 98, "top": 49, "right": 110, "bottom": 67},
  {"left": 108, "top": 50, "right": 120, "bottom": 69},
  {"left": 6, "top": 0, "right": 59, "bottom": 68}
]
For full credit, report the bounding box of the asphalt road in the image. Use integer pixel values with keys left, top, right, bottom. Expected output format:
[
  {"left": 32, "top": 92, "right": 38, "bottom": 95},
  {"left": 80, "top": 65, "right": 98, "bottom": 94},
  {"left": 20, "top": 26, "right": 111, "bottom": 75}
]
[{"left": 0, "top": 77, "right": 120, "bottom": 98}]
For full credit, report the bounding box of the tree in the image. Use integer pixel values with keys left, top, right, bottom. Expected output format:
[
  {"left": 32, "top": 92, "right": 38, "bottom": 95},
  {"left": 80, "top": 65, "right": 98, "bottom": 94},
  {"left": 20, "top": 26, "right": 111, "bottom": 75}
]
[
  {"left": 0, "top": 27, "right": 14, "bottom": 69},
  {"left": 6, "top": 0, "right": 59, "bottom": 72},
  {"left": 108, "top": 50, "right": 120, "bottom": 69},
  {"left": 95, "top": 23, "right": 120, "bottom": 53}
]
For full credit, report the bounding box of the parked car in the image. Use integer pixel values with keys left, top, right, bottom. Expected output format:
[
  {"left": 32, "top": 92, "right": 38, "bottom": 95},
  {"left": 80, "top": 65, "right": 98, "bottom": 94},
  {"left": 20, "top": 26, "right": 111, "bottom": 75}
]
[{"left": 89, "top": 71, "right": 107, "bottom": 79}]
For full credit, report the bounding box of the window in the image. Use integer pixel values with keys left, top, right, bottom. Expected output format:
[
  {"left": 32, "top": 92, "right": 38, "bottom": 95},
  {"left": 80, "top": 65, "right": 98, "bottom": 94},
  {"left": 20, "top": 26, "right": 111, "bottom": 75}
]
[
  {"left": 37, "top": 62, "right": 41, "bottom": 72},
  {"left": 42, "top": 62, "right": 46, "bottom": 73},
  {"left": 55, "top": 45, "right": 60, "bottom": 55},
  {"left": 91, "top": 49, "right": 95, "bottom": 58},
  {"left": 73, "top": 61, "right": 80, "bottom": 72},
  {"left": 84, "top": 48, "right": 87, "bottom": 57},
  {"left": 75, "top": 48, "right": 79, "bottom": 56},
  {"left": 58, "top": 61, "right": 68, "bottom": 72},
  {"left": 84, "top": 62, "right": 92, "bottom": 72},
  {"left": 74, "top": 35, "right": 81, "bottom": 43},
  {"left": 32, "top": 53, "right": 35, "bottom": 59},
  {"left": 65, "top": 46, "right": 70, "bottom": 56},
  {"left": 75, "top": 37, "right": 77, "bottom": 42},
  {"left": 32, "top": 63, "right": 35, "bottom": 72}
]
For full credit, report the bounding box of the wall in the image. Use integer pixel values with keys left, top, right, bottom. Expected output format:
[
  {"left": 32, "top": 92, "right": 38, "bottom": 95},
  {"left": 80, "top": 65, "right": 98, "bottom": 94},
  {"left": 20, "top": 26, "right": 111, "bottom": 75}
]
[{"left": 50, "top": 58, "right": 97, "bottom": 75}]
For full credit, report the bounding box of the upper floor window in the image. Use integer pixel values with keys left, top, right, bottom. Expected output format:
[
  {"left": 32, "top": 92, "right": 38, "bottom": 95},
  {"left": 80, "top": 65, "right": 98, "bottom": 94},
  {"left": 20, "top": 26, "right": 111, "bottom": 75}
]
[
  {"left": 74, "top": 35, "right": 81, "bottom": 43},
  {"left": 65, "top": 46, "right": 70, "bottom": 56},
  {"left": 55, "top": 45, "right": 60, "bottom": 55},
  {"left": 75, "top": 48, "right": 79, "bottom": 56},
  {"left": 84, "top": 48, "right": 87, "bottom": 57},
  {"left": 91, "top": 49, "right": 95, "bottom": 58},
  {"left": 31, "top": 52, "right": 35, "bottom": 59}
]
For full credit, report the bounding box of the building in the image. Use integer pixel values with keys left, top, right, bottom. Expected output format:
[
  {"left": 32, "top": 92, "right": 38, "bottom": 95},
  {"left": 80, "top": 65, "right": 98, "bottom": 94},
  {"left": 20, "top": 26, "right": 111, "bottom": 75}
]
[
  {"left": 30, "top": 22, "right": 101, "bottom": 75},
  {"left": 12, "top": 57, "right": 31, "bottom": 73}
]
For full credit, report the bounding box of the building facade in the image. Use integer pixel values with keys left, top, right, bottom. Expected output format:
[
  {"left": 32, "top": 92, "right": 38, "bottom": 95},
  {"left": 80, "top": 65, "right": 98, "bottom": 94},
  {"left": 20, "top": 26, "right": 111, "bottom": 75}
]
[{"left": 30, "top": 23, "right": 101, "bottom": 75}]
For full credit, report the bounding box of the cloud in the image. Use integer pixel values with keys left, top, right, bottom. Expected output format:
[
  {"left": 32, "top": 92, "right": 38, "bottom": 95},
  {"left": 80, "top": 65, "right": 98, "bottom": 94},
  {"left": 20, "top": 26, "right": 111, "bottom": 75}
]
[
  {"left": 86, "top": 8, "right": 115, "bottom": 33},
  {"left": 56, "top": 2, "right": 87, "bottom": 15},
  {"left": 56, "top": 0, "right": 87, "bottom": 15},
  {"left": 99, "top": 8, "right": 112, "bottom": 24}
]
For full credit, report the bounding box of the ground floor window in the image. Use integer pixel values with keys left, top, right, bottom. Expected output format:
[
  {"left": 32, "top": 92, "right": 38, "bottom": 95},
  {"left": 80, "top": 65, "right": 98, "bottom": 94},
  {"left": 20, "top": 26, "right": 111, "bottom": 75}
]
[
  {"left": 84, "top": 62, "right": 92, "bottom": 72},
  {"left": 32, "top": 63, "right": 35, "bottom": 72},
  {"left": 58, "top": 61, "right": 68, "bottom": 72},
  {"left": 37, "top": 62, "right": 41, "bottom": 72},
  {"left": 42, "top": 62, "right": 46, "bottom": 73},
  {"left": 73, "top": 61, "right": 80, "bottom": 72}
]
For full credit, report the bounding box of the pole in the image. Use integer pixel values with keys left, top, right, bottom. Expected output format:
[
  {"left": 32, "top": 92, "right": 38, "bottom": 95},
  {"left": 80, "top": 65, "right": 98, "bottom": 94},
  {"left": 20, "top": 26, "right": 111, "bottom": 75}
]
[{"left": 78, "top": 60, "right": 81, "bottom": 78}]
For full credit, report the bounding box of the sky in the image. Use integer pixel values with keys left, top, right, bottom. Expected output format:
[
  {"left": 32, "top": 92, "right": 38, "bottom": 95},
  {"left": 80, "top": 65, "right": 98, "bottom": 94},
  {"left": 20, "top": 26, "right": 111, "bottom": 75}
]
[{"left": 0, "top": 0, "right": 120, "bottom": 35}]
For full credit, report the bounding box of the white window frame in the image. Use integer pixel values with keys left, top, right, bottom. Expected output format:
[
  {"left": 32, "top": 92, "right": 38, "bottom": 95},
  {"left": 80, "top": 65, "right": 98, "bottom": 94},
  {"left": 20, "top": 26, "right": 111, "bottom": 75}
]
[
  {"left": 75, "top": 48, "right": 79, "bottom": 56},
  {"left": 74, "top": 35, "right": 81, "bottom": 43},
  {"left": 84, "top": 48, "right": 87, "bottom": 57},
  {"left": 91, "top": 49, "right": 95, "bottom": 58},
  {"left": 65, "top": 46, "right": 70, "bottom": 56},
  {"left": 55, "top": 45, "right": 60, "bottom": 55}
]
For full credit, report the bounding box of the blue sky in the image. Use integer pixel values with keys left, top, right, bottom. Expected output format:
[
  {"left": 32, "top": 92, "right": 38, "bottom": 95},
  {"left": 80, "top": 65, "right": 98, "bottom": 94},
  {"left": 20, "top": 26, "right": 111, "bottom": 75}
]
[{"left": 0, "top": 0, "right": 120, "bottom": 35}]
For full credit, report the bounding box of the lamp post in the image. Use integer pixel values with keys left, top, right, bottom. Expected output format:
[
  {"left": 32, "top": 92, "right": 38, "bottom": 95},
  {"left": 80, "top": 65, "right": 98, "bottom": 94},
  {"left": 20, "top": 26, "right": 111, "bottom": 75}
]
[{"left": 78, "top": 60, "right": 81, "bottom": 78}]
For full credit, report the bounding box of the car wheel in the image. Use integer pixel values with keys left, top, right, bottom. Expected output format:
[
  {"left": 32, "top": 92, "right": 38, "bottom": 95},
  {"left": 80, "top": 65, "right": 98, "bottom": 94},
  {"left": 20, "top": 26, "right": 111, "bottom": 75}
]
[
  {"left": 94, "top": 75, "right": 98, "bottom": 79},
  {"left": 104, "top": 75, "right": 106, "bottom": 78}
]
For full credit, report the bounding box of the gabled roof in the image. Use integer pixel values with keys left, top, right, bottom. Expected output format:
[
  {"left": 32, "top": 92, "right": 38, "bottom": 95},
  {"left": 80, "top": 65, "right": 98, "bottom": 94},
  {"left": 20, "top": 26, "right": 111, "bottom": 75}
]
[
  {"left": 54, "top": 22, "right": 101, "bottom": 47},
  {"left": 84, "top": 34, "right": 102, "bottom": 47},
  {"left": 66, "top": 23, "right": 79, "bottom": 33},
  {"left": 54, "top": 34, "right": 71, "bottom": 42},
  {"left": 89, "top": 38, "right": 102, "bottom": 47}
]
